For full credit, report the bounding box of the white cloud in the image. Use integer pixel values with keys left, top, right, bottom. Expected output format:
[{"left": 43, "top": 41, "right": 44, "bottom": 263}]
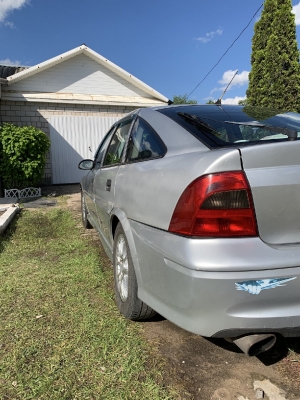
[
  {"left": 4, "top": 20, "right": 14, "bottom": 28},
  {"left": 0, "top": 0, "right": 29, "bottom": 23},
  {"left": 0, "top": 58, "right": 21, "bottom": 66},
  {"left": 195, "top": 29, "right": 223, "bottom": 43},
  {"left": 209, "top": 70, "right": 249, "bottom": 99},
  {"left": 293, "top": 2, "right": 300, "bottom": 25},
  {"left": 221, "top": 96, "right": 246, "bottom": 105},
  {"left": 202, "top": 95, "right": 246, "bottom": 105},
  {"left": 209, "top": 87, "right": 220, "bottom": 95},
  {"left": 218, "top": 70, "right": 249, "bottom": 88}
]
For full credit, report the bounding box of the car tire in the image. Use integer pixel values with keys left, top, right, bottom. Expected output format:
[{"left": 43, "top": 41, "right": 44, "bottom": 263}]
[
  {"left": 81, "top": 190, "right": 93, "bottom": 229},
  {"left": 113, "top": 223, "right": 156, "bottom": 320}
]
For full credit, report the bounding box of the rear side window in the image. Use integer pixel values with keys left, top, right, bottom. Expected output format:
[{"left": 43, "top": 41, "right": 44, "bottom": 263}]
[
  {"left": 103, "top": 120, "right": 132, "bottom": 166},
  {"left": 126, "top": 117, "right": 166, "bottom": 162}
]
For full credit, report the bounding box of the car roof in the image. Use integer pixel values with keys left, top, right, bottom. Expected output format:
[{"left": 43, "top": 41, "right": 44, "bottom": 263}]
[{"left": 152, "top": 104, "right": 243, "bottom": 112}]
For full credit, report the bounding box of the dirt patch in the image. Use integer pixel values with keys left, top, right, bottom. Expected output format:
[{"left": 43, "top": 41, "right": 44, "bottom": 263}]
[
  {"left": 21, "top": 198, "right": 57, "bottom": 208},
  {"left": 41, "top": 184, "right": 80, "bottom": 197},
  {"left": 141, "top": 320, "right": 300, "bottom": 399},
  {"left": 44, "top": 185, "right": 300, "bottom": 400}
]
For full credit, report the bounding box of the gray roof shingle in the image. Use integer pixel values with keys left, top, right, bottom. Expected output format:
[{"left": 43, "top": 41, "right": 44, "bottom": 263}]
[{"left": 0, "top": 65, "right": 28, "bottom": 79}]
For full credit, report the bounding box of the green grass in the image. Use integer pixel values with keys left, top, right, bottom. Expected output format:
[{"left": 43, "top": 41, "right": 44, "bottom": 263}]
[{"left": 0, "top": 208, "right": 172, "bottom": 400}]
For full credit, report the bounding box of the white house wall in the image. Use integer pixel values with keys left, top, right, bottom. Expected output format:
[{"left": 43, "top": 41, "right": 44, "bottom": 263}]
[{"left": 8, "top": 54, "right": 150, "bottom": 98}]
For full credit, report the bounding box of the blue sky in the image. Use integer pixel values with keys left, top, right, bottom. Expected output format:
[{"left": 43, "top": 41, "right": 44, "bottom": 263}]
[{"left": 1, "top": 0, "right": 300, "bottom": 104}]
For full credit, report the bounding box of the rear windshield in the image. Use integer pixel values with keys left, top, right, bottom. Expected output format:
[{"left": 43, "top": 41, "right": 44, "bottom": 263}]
[{"left": 157, "top": 105, "right": 300, "bottom": 148}]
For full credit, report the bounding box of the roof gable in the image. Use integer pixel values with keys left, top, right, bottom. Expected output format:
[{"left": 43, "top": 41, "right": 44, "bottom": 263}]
[
  {"left": 6, "top": 45, "right": 168, "bottom": 103},
  {"left": 7, "top": 53, "right": 149, "bottom": 98}
]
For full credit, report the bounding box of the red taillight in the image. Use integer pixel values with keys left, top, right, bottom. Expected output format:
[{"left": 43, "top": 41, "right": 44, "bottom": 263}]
[{"left": 169, "top": 171, "right": 258, "bottom": 237}]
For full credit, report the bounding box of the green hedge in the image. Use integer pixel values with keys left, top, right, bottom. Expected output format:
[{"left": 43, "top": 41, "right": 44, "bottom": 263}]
[{"left": 0, "top": 124, "right": 51, "bottom": 189}]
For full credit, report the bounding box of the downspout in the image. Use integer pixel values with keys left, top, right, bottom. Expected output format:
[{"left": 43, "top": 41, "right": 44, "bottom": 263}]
[
  {"left": 0, "top": 78, "right": 7, "bottom": 197},
  {"left": 0, "top": 78, "right": 7, "bottom": 125}
]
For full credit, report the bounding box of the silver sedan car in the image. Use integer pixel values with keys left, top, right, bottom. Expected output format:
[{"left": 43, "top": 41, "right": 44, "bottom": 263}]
[{"left": 79, "top": 105, "right": 300, "bottom": 356}]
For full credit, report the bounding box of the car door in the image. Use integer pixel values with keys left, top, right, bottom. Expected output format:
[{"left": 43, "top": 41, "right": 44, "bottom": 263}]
[
  {"left": 93, "top": 118, "right": 133, "bottom": 253},
  {"left": 85, "top": 127, "right": 116, "bottom": 230}
]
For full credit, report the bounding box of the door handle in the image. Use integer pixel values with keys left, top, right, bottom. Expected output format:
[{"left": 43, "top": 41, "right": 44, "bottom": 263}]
[{"left": 106, "top": 179, "right": 112, "bottom": 191}]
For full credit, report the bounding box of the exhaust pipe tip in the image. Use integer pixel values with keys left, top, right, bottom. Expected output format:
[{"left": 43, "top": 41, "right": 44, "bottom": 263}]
[{"left": 230, "top": 334, "right": 277, "bottom": 356}]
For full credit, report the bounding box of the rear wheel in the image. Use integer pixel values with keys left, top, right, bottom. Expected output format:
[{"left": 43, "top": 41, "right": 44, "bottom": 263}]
[
  {"left": 81, "top": 190, "right": 92, "bottom": 229},
  {"left": 113, "top": 223, "right": 156, "bottom": 320}
]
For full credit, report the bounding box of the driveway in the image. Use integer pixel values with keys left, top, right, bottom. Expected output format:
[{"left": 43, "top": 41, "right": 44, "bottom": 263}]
[{"left": 45, "top": 184, "right": 300, "bottom": 400}]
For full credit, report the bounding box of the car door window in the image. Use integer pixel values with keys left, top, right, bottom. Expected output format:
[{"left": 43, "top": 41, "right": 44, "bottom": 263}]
[
  {"left": 94, "top": 127, "right": 116, "bottom": 169},
  {"left": 103, "top": 120, "right": 132, "bottom": 166},
  {"left": 126, "top": 117, "right": 166, "bottom": 162}
]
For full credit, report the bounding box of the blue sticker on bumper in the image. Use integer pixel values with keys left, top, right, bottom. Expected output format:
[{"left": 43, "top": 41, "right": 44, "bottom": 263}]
[{"left": 235, "top": 277, "right": 297, "bottom": 295}]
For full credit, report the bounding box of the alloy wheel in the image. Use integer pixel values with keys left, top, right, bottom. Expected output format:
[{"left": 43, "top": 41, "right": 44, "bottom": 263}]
[{"left": 115, "top": 234, "right": 129, "bottom": 302}]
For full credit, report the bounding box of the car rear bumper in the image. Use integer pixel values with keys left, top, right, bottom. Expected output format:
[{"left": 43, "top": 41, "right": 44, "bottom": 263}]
[{"left": 129, "top": 220, "right": 300, "bottom": 337}]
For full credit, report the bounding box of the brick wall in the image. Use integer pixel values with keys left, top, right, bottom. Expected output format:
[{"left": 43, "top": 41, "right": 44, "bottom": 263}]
[{"left": 0, "top": 100, "right": 137, "bottom": 185}]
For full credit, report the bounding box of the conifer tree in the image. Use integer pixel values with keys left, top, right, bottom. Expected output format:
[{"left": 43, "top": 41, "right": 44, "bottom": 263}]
[
  {"left": 247, "top": 0, "right": 277, "bottom": 106},
  {"left": 247, "top": 0, "right": 300, "bottom": 111}
]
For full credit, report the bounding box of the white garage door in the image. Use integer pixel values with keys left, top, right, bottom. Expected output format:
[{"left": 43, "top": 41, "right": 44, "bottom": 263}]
[{"left": 49, "top": 116, "right": 119, "bottom": 184}]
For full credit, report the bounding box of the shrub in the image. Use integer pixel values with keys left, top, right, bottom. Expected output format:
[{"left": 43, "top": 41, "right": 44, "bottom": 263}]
[{"left": 0, "top": 124, "right": 51, "bottom": 189}]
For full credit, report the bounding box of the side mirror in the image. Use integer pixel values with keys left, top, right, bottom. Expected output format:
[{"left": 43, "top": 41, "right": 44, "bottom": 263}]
[{"left": 78, "top": 159, "right": 94, "bottom": 170}]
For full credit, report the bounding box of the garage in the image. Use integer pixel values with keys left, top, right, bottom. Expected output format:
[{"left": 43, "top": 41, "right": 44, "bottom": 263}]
[
  {"left": 0, "top": 45, "right": 169, "bottom": 185},
  {"left": 49, "top": 116, "right": 119, "bottom": 184}
]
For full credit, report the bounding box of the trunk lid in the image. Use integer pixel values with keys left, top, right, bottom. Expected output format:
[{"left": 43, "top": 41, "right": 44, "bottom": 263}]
[{"left": 240, "top": 141, "right": 300, "bottom": 245}]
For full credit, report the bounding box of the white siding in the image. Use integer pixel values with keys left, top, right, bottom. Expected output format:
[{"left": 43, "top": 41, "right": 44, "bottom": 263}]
[
  {"left": 10, "top": 54, "right": 151, "bottom": 98},
  {"left": 49, "top": 115, "right": 119, "bottom": 184}
]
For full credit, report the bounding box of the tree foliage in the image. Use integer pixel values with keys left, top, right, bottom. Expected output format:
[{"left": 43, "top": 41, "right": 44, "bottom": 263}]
[
  {"left": 238, "top": 99, "right": 249, "bottom": 106},
  {"left": 247, "top": 0, "right": 300, "bottom": 111},
  {"left": 0, "top": 124, "right": 50, "bottom": 189},
  {"left": 172, "top": 94, "right": 197, "bottom": 104}
]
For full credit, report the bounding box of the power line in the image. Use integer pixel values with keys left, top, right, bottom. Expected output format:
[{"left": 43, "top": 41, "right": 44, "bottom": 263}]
[{"left": 187, "top": 3, "right": 264, "bottom": 99}]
